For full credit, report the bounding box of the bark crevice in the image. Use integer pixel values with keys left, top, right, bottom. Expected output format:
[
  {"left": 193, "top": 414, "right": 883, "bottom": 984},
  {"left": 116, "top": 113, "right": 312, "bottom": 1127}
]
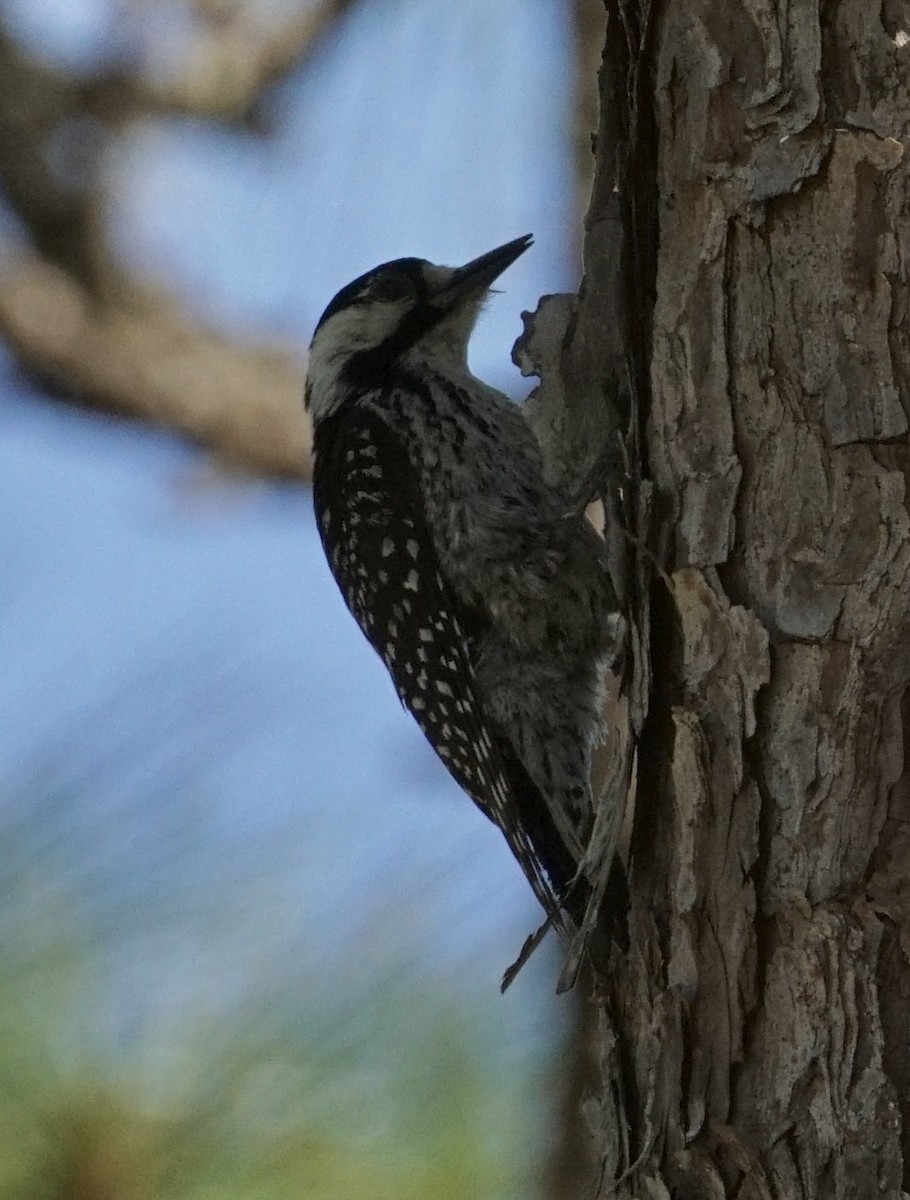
[{"left": 537, "top": 1, "right": 910, "bottom": 1193}]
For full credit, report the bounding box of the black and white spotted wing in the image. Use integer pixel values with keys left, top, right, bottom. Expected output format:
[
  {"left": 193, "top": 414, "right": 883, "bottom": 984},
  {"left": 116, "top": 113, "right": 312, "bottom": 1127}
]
[{"left": 312, "top": 402, "right": 561, "bottom": 915}]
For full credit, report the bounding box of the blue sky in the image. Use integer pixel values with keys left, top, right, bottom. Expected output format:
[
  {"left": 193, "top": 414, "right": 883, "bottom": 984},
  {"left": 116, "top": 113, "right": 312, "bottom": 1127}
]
[{"left": 0, "top": 0, "right": 580, "bottom": 1108}]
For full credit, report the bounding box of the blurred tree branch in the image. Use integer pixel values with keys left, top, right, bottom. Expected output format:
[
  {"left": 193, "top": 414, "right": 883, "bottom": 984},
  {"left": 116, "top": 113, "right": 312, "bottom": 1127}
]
[
  {"left": 0, "top": 30, "right": 108, "bottom": 283},
  {"left": 0, "top": 247, "right": 309, "bottom": 477},
  {"left": 124, "top": 0, "right": 360, "bottom": 124},
  {"left": 0, "top": 4, "right": 367, "bottom": 481}
]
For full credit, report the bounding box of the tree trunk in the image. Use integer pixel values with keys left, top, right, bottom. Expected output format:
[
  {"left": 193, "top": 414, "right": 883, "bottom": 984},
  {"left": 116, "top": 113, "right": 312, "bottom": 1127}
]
[{"left": 526, "top": 3, "right": 910, "bottom": 1195}]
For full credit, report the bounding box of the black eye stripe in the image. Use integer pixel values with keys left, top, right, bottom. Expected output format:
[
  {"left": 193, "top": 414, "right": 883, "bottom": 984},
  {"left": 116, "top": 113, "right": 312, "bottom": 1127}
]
[{"left": 367, "top": 273, "right": 414, "bottom": 302}]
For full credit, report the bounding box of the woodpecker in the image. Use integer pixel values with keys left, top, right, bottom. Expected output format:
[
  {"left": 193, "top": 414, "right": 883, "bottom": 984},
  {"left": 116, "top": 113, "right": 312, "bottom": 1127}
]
[{"left": 305, "top": 235, "right": 619, "bottom": 951}]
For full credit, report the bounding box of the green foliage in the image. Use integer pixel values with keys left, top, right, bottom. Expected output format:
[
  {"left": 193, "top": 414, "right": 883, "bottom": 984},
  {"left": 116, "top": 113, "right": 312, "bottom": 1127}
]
[
  {"left": 0, "top": 921, "right": 541, "bottom": 1200},
  {"left": 0, "top": 686, "right": 555, "bottom": 1200}
]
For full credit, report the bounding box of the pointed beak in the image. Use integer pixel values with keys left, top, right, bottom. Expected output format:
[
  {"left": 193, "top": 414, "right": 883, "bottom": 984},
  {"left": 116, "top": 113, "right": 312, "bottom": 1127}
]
[{"left": 431, "top": 234, "right": 533, "bottom": 311}]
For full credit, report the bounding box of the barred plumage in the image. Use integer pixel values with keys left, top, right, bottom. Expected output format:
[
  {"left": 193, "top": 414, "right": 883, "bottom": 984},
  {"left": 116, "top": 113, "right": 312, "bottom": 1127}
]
[{"left": 305, "top": 235, "right": 620, "bottom": 955}]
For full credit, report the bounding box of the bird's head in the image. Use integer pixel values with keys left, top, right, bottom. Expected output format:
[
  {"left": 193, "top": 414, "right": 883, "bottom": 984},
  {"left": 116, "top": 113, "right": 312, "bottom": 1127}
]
[{"left": 305, "top": 234, "right": 532, "bottom": 424}]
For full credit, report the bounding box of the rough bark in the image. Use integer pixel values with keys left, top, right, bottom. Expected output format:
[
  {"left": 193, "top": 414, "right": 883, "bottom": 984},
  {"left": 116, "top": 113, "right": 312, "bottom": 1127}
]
[{"left": 525, "top": 3, "right": 910, "bottom": 1196}]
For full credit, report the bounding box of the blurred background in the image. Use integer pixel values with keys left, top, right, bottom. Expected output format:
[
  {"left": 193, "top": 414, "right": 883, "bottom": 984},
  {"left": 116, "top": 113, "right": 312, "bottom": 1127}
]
[{"left": 0, "top": 1, "right": 603, "bottom": 1195}]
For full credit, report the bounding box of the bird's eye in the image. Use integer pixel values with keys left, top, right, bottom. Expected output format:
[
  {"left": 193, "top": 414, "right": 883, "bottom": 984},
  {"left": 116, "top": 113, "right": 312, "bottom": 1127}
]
[{"left": 368, "top": 273, "right": 414, "bottom": 303}]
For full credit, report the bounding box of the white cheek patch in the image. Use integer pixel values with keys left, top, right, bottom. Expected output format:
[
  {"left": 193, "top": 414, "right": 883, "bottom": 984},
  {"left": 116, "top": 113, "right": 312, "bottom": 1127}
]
[
  {"left": 315, "top": 306, "right": 401, "bottom": 361},
  {"left": 306, "top": 302, "right": 408, "bottom": 422}
]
